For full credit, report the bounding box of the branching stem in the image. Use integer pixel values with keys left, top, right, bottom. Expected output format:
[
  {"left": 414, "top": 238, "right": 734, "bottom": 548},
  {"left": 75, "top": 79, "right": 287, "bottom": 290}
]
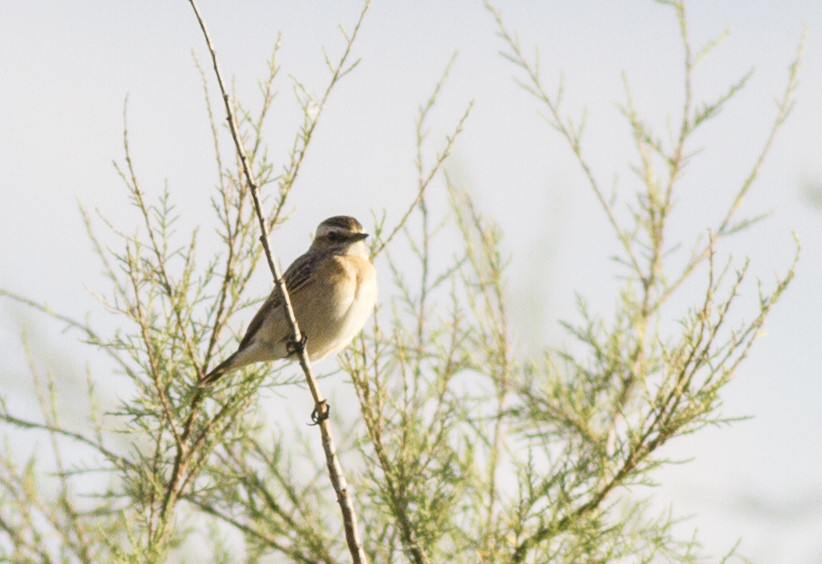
[{"left": 186, "top": 1, "right": 370, "bottom": 561}]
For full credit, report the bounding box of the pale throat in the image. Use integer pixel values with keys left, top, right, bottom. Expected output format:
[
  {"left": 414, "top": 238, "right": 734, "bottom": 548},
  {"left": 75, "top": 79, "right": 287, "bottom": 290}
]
[{"left": 345, "top": 240, "right": 370, "bottom": 259}]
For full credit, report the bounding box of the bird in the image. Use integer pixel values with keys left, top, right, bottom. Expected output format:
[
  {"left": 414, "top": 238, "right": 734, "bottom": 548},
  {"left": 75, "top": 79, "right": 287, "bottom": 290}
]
[{"left": 200, "top": 216, "right": 377, "bottom": 386}]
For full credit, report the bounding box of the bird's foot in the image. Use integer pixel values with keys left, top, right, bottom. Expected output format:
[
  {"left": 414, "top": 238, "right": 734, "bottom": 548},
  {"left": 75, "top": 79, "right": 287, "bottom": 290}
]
[
  {"left": 309, "top": 400, "right": 330, "bottom": 425},
  {"left": 286, "top": 334, "right": 308, "bottom": 356}
]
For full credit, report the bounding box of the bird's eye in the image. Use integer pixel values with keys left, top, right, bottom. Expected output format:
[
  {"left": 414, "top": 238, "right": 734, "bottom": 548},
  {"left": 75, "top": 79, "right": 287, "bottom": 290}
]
[{"left": 326, "top": 231, "right": 342, "bottom": 242}]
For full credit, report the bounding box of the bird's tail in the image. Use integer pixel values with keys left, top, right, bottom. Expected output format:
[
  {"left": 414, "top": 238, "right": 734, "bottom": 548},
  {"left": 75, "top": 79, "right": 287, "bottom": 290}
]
[{"left": 199, "top": 353, "right": 239, "bottom": 387}]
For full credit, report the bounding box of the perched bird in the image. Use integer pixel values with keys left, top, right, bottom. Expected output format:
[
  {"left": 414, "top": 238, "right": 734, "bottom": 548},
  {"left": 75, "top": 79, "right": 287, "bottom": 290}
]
[{"left": 201, "top": 216, "right": 377, "bottom": 386}]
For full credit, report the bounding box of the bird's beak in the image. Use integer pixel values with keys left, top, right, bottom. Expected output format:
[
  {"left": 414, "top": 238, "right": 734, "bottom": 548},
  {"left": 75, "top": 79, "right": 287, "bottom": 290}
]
[{"left": 350, "top": 232, "right": 369, "bottom": 242}]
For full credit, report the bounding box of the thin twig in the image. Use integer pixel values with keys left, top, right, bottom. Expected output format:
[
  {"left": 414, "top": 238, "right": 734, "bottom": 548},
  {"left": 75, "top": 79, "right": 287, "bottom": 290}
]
[
  {"left": 271, "top": 4, "right": 371, "bottom": 232},
  {"left": 117, "top": 104, "right": 204, "bottom": 379},
  {"left": 0, "top": 411, "right": 132, "bottom": 470},
  {"left": 656, "top": 25, "right": 806, "bottom": 307},
  {"left": 485, "top": 0, "right": 642, "bottom": 276},
  {"left": 372, "top": 101, "right": 473, "bottom": 259},
  {"left": 186, "top": 2, "right": 369, "bottom": 562}
]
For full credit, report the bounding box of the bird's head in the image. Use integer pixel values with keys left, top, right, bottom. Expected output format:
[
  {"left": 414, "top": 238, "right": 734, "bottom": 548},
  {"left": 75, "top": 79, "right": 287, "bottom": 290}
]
[{"left": 310, "top": 216, "right": 370, "bottom": 256}]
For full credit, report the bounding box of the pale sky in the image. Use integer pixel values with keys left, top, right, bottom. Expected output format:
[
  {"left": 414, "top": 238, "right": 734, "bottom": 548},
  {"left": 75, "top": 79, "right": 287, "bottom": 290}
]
[{"left": 1, "top": 2, "right": 821, "bottom": 562}]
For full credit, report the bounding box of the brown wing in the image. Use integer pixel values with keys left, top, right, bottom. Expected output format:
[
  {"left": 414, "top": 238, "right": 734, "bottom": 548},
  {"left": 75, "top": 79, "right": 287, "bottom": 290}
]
[{"left": 237, "top": 250, "right": 323, "bottom": 349}]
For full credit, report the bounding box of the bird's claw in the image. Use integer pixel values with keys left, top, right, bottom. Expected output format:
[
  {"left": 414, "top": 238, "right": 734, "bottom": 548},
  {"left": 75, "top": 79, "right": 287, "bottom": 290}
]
[
  {"left": 309, "top": 400, "right": 330, "bottom": 425},
  {"left": 286, "top": 334, "right": 308, "bottom": 356}
]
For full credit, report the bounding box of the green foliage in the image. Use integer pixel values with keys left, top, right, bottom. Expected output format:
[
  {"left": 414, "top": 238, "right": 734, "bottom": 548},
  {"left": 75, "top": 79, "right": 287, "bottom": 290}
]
[{"left": 0, "top": 1, "right": 803, "bottom": 563}]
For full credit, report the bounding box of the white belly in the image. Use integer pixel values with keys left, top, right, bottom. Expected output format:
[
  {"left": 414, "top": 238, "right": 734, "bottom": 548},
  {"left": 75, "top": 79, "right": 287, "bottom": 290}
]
[{"left": 307, "top": 261, "right": 377, "bottom": 361}]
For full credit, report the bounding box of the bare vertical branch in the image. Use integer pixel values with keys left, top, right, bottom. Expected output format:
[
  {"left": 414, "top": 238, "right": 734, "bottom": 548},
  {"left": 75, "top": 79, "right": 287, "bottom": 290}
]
[{"left": 186, "top": 1, "right": 370, "bottom": 562}]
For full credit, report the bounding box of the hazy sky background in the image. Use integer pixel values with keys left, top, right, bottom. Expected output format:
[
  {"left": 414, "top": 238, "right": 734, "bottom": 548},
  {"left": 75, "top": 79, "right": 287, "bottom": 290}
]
[{"left": 1, "top": 1, "right": 820, "bottom": 562}]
